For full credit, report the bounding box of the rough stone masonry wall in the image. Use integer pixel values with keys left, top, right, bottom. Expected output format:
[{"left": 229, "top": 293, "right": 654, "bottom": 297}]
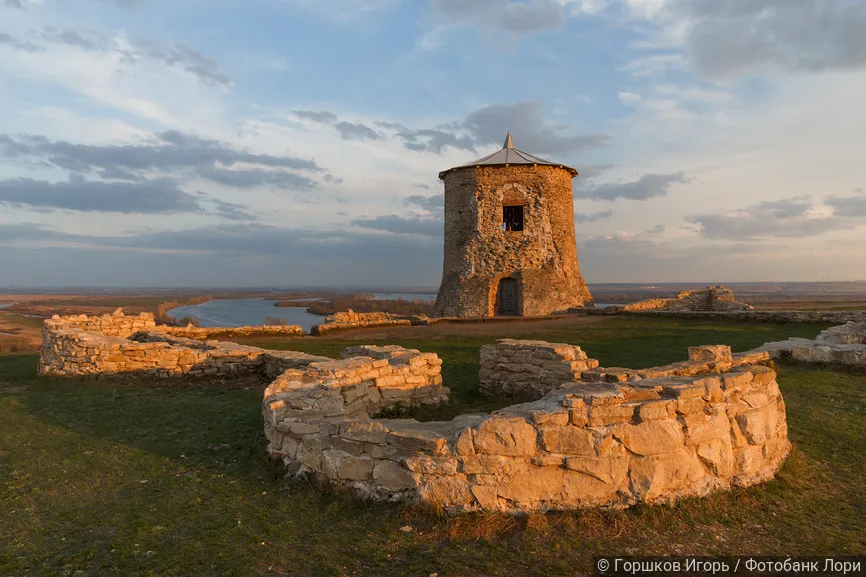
[
  {"left": 434, "top": 165, "right": 593, "bottom": 318},
  {"left": 622, "top": 286, "right": 752, "bottom": 313},
  {"left": 47, "top": 309, "right": 158, "bottom": 337},
  {"left": 479, "top": 340, "right": 600, "bottom": 397},
  {"left": 160, "top": 324, "right": 303, "bottom": 339},
  {"left": 265, "top": 343, "right": 789, "bottom": 513},
  {"left": 590, "top": 309, "right": 866, "bottom": 325},
  {"left": 39, "top": 313, "right": 320, "bottom": 378},
  {"left": 749, "top": 322, "right": 866, "bottom": 368},
  {"left": 310, "top": 310, "right": 413, "bottom": 336}
]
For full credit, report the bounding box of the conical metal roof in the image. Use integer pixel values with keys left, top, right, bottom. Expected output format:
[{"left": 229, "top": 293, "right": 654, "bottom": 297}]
[{"left": 438, "top": 132, "right": 578, "bottom": 179}]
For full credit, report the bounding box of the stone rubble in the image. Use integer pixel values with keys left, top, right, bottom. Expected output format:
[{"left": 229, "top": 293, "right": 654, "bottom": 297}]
[
  {"left": 614, "top": 286, "right": 753, "bottom": 313},
  {"left": 310, "top": 310, "right": 415, "bottom": 335},
  {"left": 748, "top": 322, "right": 866, "bottom": 368}
]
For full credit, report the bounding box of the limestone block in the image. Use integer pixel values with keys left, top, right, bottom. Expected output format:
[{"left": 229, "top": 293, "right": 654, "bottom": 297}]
[
  {"left": 539, "top": 426, "right": 594, "bottom": 455},
  {"left": 612, "top": 420, "right": 684, "bottom": 456},
  {"left": 473, "top": 417, "right": 538, "bottom": 457},
  {"left": 372, "top": 460, "right": 418, "bottom": 491}
]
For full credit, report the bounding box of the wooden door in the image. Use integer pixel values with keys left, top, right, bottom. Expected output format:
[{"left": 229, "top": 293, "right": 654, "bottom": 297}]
[{"left": 498, "top": 278, "right": 518, "bottom": 316}]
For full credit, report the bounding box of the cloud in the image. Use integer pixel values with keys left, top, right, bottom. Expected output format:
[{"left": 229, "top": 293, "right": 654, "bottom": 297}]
[
  {"left": 687, "top": 196, "right": 865, "bottom": 240},
  {"left": 394, "top": 101, "right": 609, "bottom": 156},
  {"left": 334, "top": 121, "right": 384, "bottom": 141},
  {"left": 0, "top": 176, "right": 202, "bottom": 214},
  {"left": 574, "top": 209, "right": 613, "bottom": 223},
  {"left": 826, "top": 193, "right": 866, "bottom": 217},
  {"left": 656, "top": 0, "right": 866, "bottom": 78},
  {"left": 575, "top": 172, "right": 689, "bottom": 201},
  {"left": 461, "top": 101, "right": 609, "bottom": 155},
  {"left": 404, "top": 193, "right": 444, "bottom": 214},
  {"left": 196, "top": 193, "right": 259, "bottom": 222},
  {"left": 618, "top": 91, "right": 642, "bottom": 105},
  {"left": 0, "top": 32, "right": 38, "bottom": 52},
  {"left": 294, "top": 110, "right": 339, "bottom": 123},
  {"left": 2, "top": 0, "right": 23, "bottom": 8},
  {"left": 2, "top": 27, "right": 233, "bottom": 88},
  {"left": 351, "top": 215, "right": 442, "bottom": 237},
  {"left": 0, "top": 131, "right": 324, "bottom": 191},
  {"left": 431, "top": 0, "right": 567, "bottom": 34},
  {"left": 396, "top": 128, "right": 476, "bottom": 154}
]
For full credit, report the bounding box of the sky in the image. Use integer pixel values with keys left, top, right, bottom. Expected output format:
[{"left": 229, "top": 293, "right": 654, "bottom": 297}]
[{"left": 0, "top": 0, "right": 865, "bottom": 288}]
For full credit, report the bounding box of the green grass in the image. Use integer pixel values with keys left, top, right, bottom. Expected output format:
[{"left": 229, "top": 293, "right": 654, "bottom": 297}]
[{"left": 0, "top": 317, "right": 863, "bottom": 576}]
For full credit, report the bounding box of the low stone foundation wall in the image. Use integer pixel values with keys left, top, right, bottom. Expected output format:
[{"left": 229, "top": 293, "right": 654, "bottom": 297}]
[
  {"left": 816, "top": 322, "right": 866, "bottom": 345},
  {"left": 265, "top": 342, "right": 789, "bottom": 513},
  {"left": 479, "top": 340, "right": 599, "bottom": 396},
  {"left": 40, "top": 314, "right": 318, "bottom": 377},
  {"left": 47, "top": 310, "right": 157, "bottom": 337},
  {"left": 158, "top": 324, "right": 304, "bottom": 339},
  {"left": 310, "top": 310, "right": 413, "bottom": 335},
  {"left": 619, "top": 286, "right": 752, "bottom": 313},
  {"left": 588, "top": 309, "right": 866, "bottom": 325},
  {"left": 750, "top": 322, "right": 866, "bottom": 368}
]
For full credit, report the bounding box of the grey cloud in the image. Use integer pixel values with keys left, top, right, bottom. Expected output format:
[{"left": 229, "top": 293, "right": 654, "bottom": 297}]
[
  {"left": 40, "top": 28, "right": 107, "bottom": 51},
  {"left": 196, "top": 193, "right": 258, "bottom": 222},
  {"left": 0, "top": 223, "right": 82, "bottom": 243},
  {"left": 687, "top": 197, "right": 862, "bottom": 240},
  {"left": 574, "top": 209, "right": 613, "bottom": 223},
  {"left": 396, "top": 101, "right": 608, "bottom": 156},
  {"left": 2, "top": 0, "right": 23, "bottom": 8},
  {"left": 0, "top": 32, "right": 39, "bottom": 52},
  {"left": 463, "top": 101, "right": 609, "bottom": 155},
  {"left": 0, "top": 177, "right": 201, "bottom": 214},
  {"left": 195, "top": 166, "right": 316, "bottom": 190},
  {"left": 826, "top": 194, "right": 866, "bottom": 217},
  {"left": 647, "top": 224, "right": 666, "bottom": 234},
  {"left": 0, "top": 131, "right": 323, "bottom": 191},
  {"left": 334, "top": 121, "right": 384, "bottom": 141},
  {"left": 672, "top": 0, "right": 866, "bottom": 77},
  {"left": 375, "top": 120, "right": 409, "bottom": 132},
  {"left": 8, "top": 27, "right": 233, "bottom": 88},
  {"left": 575, "top": 172, "right": 690, "bottom": 202},
  {"left": 351, "top": 215, "right": 443, "bottom": 237},
  {"left": 397, "top": 129, "right": 476, "bottom": 154},
  {"left": 432, "top": 0, "right": 566, "bottom": 34},
  {"left": 576, "top": 164, "right": 615, "bottom": 180},
  {"left": 404, "top": 193, "right": 443, "bottom": 214},
  {"left": 294, "top": 110, "right": 339, "bottom": 123}
]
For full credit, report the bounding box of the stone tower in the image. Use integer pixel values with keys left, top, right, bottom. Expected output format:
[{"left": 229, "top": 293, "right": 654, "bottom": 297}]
[{"left": 433, "top": 133, "right": 594, "bottom": 318}]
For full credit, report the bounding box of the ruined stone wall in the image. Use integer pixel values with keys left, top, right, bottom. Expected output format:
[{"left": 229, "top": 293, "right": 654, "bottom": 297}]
[
  {"left": 310, "top": 311, "right": 413, "bottom": 335},
  {"left": 816, "top": 322, "right": 866, "bottom": 345},
  {"left": 46, "top": 310, "right": 157, "bottom": 337},
  {"left": 749, "top": 322, "right": 866, "bottom": 368},
  {"left": 593, "top": 309, "right": 866, "bottom": 324},
  {"left": 479, "top": 340, "right": 599, "bottom": 397},
  {"left": 39, "top": 314, "right": 320, "bottom": 378},
  {"left": 159, "top": 324, "right": 303, "bottom": 339},
  {"left": 434, "top": 165, "right": 593, "bottom": 318},
  {"left": 622, "top": 286, "right": 752, "bottom": 313},
  {"left": 265, "top": 343, "right": 789, "bottom": 513}
]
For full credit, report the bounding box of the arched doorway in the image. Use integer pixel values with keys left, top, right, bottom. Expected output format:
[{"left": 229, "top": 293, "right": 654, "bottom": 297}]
[{"left": 498, "top": 278, "right": 519, "bottom": 316}]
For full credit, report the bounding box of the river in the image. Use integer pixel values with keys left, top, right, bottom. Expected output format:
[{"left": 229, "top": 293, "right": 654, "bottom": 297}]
[{"left": 167, "top": 293, "right": 438, "bottom": 333}]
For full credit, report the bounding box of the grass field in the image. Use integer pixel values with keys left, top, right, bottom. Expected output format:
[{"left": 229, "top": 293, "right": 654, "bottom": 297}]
[{"left": 1, "top": 317, "right": 864, "bottom": 576}]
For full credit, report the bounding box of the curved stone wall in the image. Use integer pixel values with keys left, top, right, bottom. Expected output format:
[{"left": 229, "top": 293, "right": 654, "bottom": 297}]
[{"left": 264, "top": 344, "right": 790, "bottom": 513}]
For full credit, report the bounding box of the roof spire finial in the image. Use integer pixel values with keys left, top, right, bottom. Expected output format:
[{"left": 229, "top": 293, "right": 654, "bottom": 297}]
[{"left": 503, "top": 131, "right": 514, "bottom": 149}]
